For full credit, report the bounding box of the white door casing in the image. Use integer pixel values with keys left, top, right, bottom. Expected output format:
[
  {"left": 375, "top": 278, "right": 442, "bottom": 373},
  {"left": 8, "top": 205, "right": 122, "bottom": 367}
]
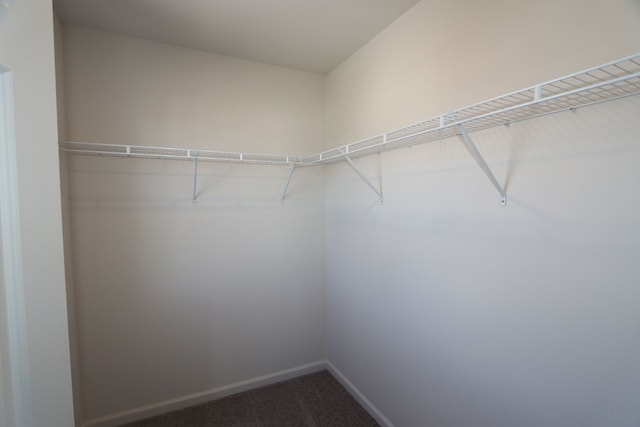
[{"left": 0, "top": 67, "right": 33, "bottom": 427}]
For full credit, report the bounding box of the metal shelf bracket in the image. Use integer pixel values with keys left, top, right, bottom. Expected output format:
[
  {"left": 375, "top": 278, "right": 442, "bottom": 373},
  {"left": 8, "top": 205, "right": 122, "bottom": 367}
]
[
  {"left": 451, "top": 114, "right": 507, "bottom": 207},
  {"left": 190, "top": 151, "right": 199, "bottom": 206},
  {"left": 339, "top": 149, "right": 383, "bottom": 205},
  {"left": 280, "top": 163, "right": 297, "bottom": 205}
]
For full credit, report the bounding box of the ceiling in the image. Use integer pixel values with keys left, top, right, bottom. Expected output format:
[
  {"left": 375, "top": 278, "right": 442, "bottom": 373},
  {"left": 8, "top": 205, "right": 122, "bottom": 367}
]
[{"left": 53, "top": 0, "right": 419, "bottom": 74}]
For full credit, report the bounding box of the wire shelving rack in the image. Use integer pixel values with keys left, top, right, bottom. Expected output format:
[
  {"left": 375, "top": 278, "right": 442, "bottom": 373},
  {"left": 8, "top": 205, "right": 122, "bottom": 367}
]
[{"left": 60, "top": 53, "right": 640, "bottom": 205}]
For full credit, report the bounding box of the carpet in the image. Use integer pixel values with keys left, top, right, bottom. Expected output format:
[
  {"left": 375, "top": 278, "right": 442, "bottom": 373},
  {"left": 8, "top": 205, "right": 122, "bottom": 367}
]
[{"left": 121, "top": 370, "right": 380, "bottom": 426}]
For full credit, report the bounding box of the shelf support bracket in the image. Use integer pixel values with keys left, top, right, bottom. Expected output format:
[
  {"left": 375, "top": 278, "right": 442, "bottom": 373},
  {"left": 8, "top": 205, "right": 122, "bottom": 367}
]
[
  {"left": 280, "top": 163, "right": 297, "bottom": 205},
  {"left": 339, "top": 149, "right": 383, "bottom": 205},
  {"left": 451, "top": 115, "right": 507, "bottom": 207},
  {"left": 191, "top": 155, "right": 198, "bottom": 206}
]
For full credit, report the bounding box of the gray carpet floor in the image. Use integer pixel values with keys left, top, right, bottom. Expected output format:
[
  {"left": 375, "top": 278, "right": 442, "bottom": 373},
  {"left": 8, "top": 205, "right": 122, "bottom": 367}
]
[{"left": 121, "top": 370, "right": 380, "bottom": 427}]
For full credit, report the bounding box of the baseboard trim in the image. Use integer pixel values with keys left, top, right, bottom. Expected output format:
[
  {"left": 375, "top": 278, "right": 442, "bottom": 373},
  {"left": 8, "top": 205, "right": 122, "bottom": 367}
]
[
  {"left": 325, "top": 360, "right": 395, "bottom": 427},
  {"left": 82, "top": 359, "right": 394, "bottom": 427},
  {"left": 82, "top": 360, "right": 326, "bottom": 427}
]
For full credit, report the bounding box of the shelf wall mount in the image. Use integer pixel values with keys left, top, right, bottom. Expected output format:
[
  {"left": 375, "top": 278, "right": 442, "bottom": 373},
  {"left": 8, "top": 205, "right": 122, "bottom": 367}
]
[
  {"left": 190, "top": 150, "right": 198, "bottom": 206},
  {"left": 280, "top": 164, "right": 297, "bottom": 206},
  {"left": 451, "top": 114, "right": 507, "bottom": 207},
  {"left": 339, "top": 148, "right": 384, "bottom": 205}
]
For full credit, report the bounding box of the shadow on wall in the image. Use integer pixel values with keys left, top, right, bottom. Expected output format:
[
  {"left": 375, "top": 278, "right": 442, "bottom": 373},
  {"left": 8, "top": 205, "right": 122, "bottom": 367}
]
[
  {"left": 334, "top": 95, "right": 640, "bottom": 209},
  {"left": 324, "top": 96, "right": 640, "bottom": 427},
  {"left": 64, "top": 155, "right": 323, "bottom": 211},
  {"left": 65, "top": 150, "right": 327, "bottom": 419}
]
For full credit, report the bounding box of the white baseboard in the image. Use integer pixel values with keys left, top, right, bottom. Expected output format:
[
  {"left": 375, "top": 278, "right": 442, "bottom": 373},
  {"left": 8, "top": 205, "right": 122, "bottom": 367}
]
[
  {"left": 82, "top": 360, "right": 326, "bottom": 427},
  {"left": 325, "top": 360, "right": 395, "bottom": 427},
  {"left": 82, "top": 359, "right": 393, "bottom": 427}
]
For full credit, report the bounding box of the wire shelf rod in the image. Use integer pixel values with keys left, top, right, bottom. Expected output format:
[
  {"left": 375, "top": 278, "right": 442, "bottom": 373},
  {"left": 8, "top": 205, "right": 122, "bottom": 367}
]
[
  {"left": 299, "top": 76, "right": 639, "bottom": 165},
  {"left": 298, "top": 63, "right": 640, "bottom": 165},
  {"left": 60, "top": 54, "right": 640, "bottom": 170},
  {"left": 59, "top": 142, "right": 302, "bottom": 166},
  {"left": 378, "top": 54, "right": 640, "bottom": 135}
]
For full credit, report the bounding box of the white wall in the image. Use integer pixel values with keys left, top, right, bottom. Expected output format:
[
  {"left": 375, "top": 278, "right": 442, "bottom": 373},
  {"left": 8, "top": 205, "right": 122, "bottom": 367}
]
[
  {"left": 324, "top": 1, "right": 640, "bottom": 426},
  {"left": 62, "top": 26, "right": 327, "bottom": 422},
  {"left": 59, "top": 2, "right": 640, "bottom": 425},
  {"left": 0, "top": 1, "right": 75, "bottom": 426}
]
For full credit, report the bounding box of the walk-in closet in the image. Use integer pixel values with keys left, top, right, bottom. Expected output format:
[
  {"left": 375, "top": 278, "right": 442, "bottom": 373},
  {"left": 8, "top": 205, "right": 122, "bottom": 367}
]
[{"left": 2, "top": 1, "right": 639, "bottom": 426}]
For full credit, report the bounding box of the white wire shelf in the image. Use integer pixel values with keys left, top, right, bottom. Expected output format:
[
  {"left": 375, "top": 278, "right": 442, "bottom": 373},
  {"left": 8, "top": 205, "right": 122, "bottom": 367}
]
[
  {"left": 60, "top": 54, "right": 640, "bottom": 167},
  {"left": 59, "top": 53, "right": 640, "bottom": 205},
  {"left": 300, "top": 53, "right": 640, "bottom": 165},
  {"left": 58, "top": 141, "right": 302, "bottom": 166}
]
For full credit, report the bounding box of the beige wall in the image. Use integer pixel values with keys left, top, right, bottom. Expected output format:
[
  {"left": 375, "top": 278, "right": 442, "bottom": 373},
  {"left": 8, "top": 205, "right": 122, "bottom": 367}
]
[
  {"left": 64, "top": 26, "right": 325, "bottom": 155},
  {"left": 0, "top": 1, "right": 75, "bottom": 426},
  {"left": 326, "top": 0, "right": 640, "bottom": 147},
  {"left": 324, "top": 1, "right": 640, "bottom": 426},
  {"left": 62, "top": 26, "right": 327, "bottom": 422}
]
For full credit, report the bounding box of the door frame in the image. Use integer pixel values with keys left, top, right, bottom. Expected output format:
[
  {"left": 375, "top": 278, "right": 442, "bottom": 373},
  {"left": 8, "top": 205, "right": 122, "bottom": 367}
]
[{"left": 0, "top": 67, "right": 33, "bottom": 427}]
